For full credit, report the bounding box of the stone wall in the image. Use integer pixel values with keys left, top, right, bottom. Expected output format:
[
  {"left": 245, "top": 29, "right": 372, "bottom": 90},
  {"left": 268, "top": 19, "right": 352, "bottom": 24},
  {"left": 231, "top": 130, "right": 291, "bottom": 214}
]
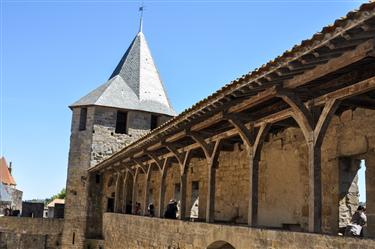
[
  {"left": 321, "top": 108, "right": 375, "bottom": 235},
  {"left": 91, "top": 106, "right": 173, "bottom": 165},
  {"left": 102, "top": 213, "right": 375, "bottom": 249},
  {"left": 0, "top": 217, "right": 63, "bottom": 249},
  {"left": 62, "top": 107, "right": 95, "bottom": 249},
  {"left": 8, "top": 187, "right": 22, "bottom": 212},
  {"left": 257, "top": 128, "right": 308, "bottom": 230},
  {"left": 104, "top": 108, "right": 375, "bottom": 237},
  {"left": 338, "top": 157, "right": 361, "bottom": 229},
  {"left": 148, "top": 167, "right": 161, "bottom": 213},
  {"left": 215, "top": 145, "right": 249, "bottom": 224},
  {"left": 0, "top": 186, "right": 22, "bottom": 215},
  {"left": 63, "top": 105, "right": 173, "bottom": 248},
  {"left": 163, "top": 163, "right": 180, "bottom": 211}
]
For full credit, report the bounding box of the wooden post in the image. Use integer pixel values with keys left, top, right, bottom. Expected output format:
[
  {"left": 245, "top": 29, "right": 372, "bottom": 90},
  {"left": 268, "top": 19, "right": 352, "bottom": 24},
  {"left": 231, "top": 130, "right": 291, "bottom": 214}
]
[
  {"left": 206, "top": 159, "right": 216, "bottom": 223},
  {"left": 122, "top": 171, "right": 129, "bottom": 213},
  {"left": 203, "top": 140, "right": 221, "bottom": 223},
  {"left": 158, "top": 170, "right": 166, "bottom": 218},
  {"left": 131, "top": 168, "right": 140, "bottom": 215},
  {"left": 113, "top": 172, "right": 121, "bottom": 213},
  {"left": 157, "top": 158, "right": 169, "bottom": 218},
  {"left": 248, "top": 123, "right": 270, "bottom": 226},
  {"left": 278, "top": 91, "right": 340, "bottom": 233},
  {"left": 307, "top": 140, "right": 322, "bottom": 232},
  {"left": 164, "top": 145, "right": 192, "bottom": 220},
  {"left": 179, "top": 172, "right": 187, "bottom": 220},
  {"left": 248, "top": 153, "right": 259, "bottom": 226},
  {"left": 143, "top": 166, "right": 151, "bottom": 216},
  {"left": 226, "top": 114, "right": 270, "bottom": 227},
  {"left": 185, "top": 131, "right": 223, "bottom": 223}
]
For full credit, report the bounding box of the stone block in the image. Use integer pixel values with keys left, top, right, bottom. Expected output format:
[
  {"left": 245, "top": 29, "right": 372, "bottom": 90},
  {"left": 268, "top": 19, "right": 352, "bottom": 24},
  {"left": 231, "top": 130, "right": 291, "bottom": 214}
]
[
  {"left": 338, "top": 134, "right": 368, "bottom": 156},
  {"left": 340, "top": 110, "right": 353, "bottom": 122}
]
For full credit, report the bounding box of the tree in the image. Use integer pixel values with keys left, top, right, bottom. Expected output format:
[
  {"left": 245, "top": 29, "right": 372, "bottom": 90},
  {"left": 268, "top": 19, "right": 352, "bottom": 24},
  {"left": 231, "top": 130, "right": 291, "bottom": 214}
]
[{"left": 45, "top": 188, "right": 66, "bottom": 204}]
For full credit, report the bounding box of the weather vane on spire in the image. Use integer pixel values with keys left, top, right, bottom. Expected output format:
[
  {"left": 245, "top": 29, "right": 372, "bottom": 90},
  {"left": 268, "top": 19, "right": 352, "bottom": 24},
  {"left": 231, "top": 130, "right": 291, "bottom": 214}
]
[{"left": 139, "top": 2, "right": 145, "bottom": 33}]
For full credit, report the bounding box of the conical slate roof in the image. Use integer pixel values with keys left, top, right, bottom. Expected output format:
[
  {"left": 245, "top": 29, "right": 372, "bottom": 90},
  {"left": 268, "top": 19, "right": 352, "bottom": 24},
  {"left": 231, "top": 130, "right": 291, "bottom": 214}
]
[{"left": 71, "top": 31, "right": 176, "bottom": 116}]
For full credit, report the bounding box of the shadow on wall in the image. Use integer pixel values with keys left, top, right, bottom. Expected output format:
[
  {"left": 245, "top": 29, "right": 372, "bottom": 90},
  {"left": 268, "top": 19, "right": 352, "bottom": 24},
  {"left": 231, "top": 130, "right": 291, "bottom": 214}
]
[{"left": 207, "top": 240, "right": 235, "bottom": 249}]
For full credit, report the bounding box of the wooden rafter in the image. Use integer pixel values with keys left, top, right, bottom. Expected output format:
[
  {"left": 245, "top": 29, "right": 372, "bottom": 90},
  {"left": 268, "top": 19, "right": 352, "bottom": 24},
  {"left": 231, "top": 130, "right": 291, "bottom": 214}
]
[{"left": 90, "top": 71, "right": 375, "bottom": 173}]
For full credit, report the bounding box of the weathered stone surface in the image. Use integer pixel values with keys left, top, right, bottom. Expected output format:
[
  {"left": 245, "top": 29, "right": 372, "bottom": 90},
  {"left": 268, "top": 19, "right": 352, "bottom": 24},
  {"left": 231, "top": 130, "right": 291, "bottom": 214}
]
[
  {"left": 0, "top": 217, "right": 63, "bottom": 249},
  {"left": 62, "top": 105, "right": 172, "bottom": 249},
  {"left": 102, "top": 213, "right": 375, "bottom": 249},
  {"left": 101, "top": 107, "right": 375, "bottom": 240},
  {"left": 338, "top": 133, "right": 368, "bottom": 157}
]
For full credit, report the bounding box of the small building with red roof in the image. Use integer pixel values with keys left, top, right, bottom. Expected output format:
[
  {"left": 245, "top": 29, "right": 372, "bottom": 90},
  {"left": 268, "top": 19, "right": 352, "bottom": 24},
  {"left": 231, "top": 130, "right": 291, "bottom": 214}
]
[
  {"left": 0, "top": 157, "right": 23, "bottom": 215},
  {"left": 0, "top": 157, "right": 17, "bottom": 186}
]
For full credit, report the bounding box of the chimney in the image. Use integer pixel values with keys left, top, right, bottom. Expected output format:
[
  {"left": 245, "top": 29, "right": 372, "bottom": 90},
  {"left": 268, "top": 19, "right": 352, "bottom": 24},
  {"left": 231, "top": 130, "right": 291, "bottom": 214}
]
[{"left": 9, "top": 162, "right": 12, "bottom": 175}]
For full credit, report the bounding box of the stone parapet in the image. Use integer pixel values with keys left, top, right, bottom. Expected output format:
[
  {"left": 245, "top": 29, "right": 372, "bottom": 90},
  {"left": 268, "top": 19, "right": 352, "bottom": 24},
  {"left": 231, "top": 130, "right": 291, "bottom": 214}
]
[
  {"left": 0, "top": 217, "right": 64, "bottom": 249},
  {"left": 103, "top": 213, "right": 375, "bottom": 249}
]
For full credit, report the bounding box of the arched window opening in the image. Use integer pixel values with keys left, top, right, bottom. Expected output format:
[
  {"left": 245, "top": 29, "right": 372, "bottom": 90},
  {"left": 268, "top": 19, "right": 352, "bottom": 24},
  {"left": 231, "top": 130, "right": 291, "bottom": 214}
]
[{"left": 207, "top": 240, "right": 235, "bottom": 249}]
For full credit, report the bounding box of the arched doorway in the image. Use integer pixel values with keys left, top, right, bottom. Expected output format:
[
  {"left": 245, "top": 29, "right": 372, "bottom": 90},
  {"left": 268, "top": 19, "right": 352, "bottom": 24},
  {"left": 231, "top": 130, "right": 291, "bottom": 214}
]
[{"left": 207, "top": 240, "right": 235, "bottom": 249}]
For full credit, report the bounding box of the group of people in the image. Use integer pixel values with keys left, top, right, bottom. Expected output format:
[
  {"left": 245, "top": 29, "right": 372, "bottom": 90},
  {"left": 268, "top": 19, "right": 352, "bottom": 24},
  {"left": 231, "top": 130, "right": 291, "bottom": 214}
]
[
  {"left": 344, "top": 205, "right": 367, "bottom": 237},
  {"left": 130, "top": 197, "right": 199, "bottom": 220},
  {"left": 132, "top": 200, "right": 367, "bottom": 238},
  {"left": 163, "top": 198, "right": 199, "bottom": 220},
  {"left": 163, "top": 199, "right": 179, "bottom": 219},
  {"left": 1, "top": 206, "right": 20, "bottom": 217}
]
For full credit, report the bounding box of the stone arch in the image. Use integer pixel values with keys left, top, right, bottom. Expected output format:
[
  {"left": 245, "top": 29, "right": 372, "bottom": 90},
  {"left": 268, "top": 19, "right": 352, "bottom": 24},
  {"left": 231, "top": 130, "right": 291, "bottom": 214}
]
[{"left": 206, "top": 240, "right": 236, "bottom": 249}]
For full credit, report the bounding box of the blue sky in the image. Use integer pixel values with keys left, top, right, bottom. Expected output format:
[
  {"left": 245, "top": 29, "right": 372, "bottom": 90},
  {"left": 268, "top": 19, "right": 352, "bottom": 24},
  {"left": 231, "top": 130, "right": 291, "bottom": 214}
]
[{"left": 1, "top": 0, "right": 368, "bottom": 200}]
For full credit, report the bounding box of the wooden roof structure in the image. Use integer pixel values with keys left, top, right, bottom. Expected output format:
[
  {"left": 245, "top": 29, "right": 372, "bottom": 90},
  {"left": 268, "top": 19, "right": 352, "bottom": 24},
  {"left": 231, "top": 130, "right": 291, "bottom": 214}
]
[{"left": 89, "top": 2, "right": 375, "bottom": 173}]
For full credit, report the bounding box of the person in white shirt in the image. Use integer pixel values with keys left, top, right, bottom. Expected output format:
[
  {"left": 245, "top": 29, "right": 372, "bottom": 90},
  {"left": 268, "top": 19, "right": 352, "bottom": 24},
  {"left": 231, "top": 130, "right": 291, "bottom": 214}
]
[
  {"left": 190, "top": 197, "right": 199, "bottom": 221},
  {"left": 345, "top": 205, "right": 367, "bottom": 237}
]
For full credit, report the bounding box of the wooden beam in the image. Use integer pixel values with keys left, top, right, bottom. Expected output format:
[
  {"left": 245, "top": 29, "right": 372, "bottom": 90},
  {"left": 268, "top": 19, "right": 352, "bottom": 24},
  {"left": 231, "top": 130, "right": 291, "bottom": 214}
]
[
  {"left": 90, "top": 76, "right": 375, "bottom": 172},
  {"left": 132, "top": 158, "right": 148, "bottom": 174},
  {"left": 225, "top": 113, "right": 255, "bottom": 148},
  {"left": 277, "top": 90, "right": 315, "bottom": 140},
  {"left": 248, "top": 122, "right": 271, "bottom": 226},
  {"left": 90, "top": 24, "right": 375, "bottom": 173},
  {"left": 186, "top": 130, "right": 214, "bottom": 159},
  {"left": 164, "top": 143, "right": 186, "bottom": 166},
  {"left": 146, "top": 152, "right": 164, "bottom": 172},
  {"left": 226, "top": 86, "right": 278, "bottom": 114},
  {"left": 312, "top": 75, "right": 375, "bottom": 105},
  {"left": 314, "top": 99, "right": 341, "bottom": 147},
  {"left": 284, "top": 40, "right": 374, "bottom": 88},
  {"left": 190, "top": 112, "right": 224, "bottom": 133}
]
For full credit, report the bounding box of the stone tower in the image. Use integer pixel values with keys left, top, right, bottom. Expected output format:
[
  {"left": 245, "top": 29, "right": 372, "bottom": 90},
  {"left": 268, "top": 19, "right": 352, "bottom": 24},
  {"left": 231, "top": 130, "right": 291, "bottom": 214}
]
[{"left": 61, "top": 28, "right": 176, "bottom": 249}]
